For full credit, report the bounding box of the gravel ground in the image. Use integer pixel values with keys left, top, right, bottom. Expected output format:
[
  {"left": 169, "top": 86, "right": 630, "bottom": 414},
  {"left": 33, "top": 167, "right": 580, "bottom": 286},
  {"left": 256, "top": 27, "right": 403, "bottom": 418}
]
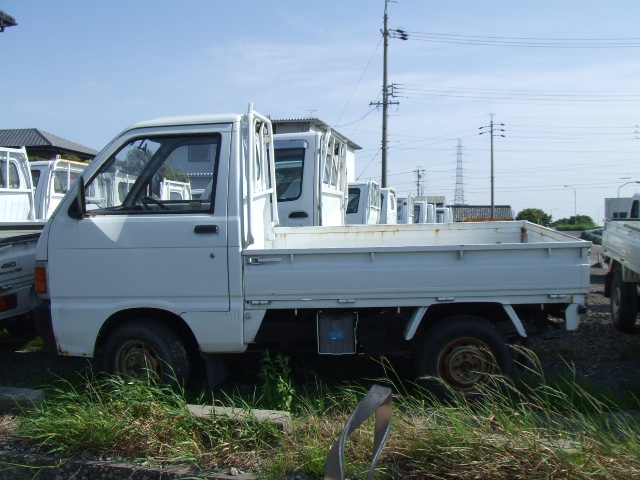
[{"left": 527, "top": 246, "right": 640, "bottom": 399}]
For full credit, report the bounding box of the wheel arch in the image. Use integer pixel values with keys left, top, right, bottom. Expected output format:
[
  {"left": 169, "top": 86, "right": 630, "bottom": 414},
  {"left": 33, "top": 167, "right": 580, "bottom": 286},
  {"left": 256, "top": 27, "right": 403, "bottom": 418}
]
[
  {"left": 409, "top": 302, "right": 515, "bottom": 343},
  {"left": 95, "top": 308, "right": 201, "bottom": 366}
]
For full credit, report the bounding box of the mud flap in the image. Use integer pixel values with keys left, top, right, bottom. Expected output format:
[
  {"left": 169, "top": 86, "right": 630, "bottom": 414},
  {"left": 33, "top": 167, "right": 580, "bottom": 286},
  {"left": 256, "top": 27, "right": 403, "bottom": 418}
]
[{"left": 200, "top": 352, "right": 229, "bottom": 388}]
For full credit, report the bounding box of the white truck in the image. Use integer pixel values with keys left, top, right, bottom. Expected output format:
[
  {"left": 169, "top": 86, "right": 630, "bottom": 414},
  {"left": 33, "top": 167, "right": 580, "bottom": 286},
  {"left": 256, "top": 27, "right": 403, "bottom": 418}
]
[
  {"left": 346, "top": 180, "right": 381, "bottom": 225},
  {"left": 413, "top": 200, "right": 434, "bottom": 224},
  {"left": 33, "top": 105, "right": 591, "bottom": 394},
  {"left": 379, "top": 187, "right": 397, "bottom": 224},
  {"left": 0, "top": 148, "right": 93, "bottom": 334},
  {"left": 603, "top": 193, "right": 640, "bottom": 331},
  {"left": 397, "top": 194, "right": 415, "bottom": 224},
  {"left": 274, "top": 131, "right": 347, "bottom": 227},
  {"left": 0, "top": 147, "right": 45, "bottom": 334}
]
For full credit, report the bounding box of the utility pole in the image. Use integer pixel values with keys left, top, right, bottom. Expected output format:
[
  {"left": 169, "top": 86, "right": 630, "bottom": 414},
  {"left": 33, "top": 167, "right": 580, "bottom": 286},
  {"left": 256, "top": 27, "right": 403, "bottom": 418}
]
[
  {"left": 381, "top": 1, "right": 390, "bottom": 188},
  {"left": 479, "top": 115, "right": 505, "bottom": 219},
  {"left": 370, "top": 0, "right": 403, "bottom": 188}
]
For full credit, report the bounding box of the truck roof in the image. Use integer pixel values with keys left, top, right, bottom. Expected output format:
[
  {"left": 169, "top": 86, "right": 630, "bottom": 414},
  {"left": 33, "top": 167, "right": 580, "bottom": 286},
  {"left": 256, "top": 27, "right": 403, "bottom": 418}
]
[{"left": 128, "top": 114, "right": 245, "bottom": 130}]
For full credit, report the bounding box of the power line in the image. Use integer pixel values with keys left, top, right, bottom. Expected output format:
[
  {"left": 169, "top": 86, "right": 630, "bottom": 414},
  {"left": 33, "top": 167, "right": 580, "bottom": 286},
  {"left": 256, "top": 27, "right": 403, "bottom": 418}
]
[
  {"left": 391, "top": 30, "right": 640, "bottom": 48},
  {"left": 334, "top": 37, "right": 383, "bottom": 127}
]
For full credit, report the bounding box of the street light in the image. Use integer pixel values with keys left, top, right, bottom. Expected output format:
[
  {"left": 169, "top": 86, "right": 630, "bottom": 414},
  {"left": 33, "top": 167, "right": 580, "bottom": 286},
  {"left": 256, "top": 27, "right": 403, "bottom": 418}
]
[
  {"left": 617, "top": 180, "right": 640, "bottom": 218},
  {"left": 564, "top": 185, "right": 577, "bottom": 224}
]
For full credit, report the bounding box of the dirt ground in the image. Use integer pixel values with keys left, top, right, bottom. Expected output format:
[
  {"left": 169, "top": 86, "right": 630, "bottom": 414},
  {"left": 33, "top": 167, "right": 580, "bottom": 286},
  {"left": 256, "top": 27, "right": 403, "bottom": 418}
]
[{"left": 527, "top": 246, "right": 640, "bottom": 400}]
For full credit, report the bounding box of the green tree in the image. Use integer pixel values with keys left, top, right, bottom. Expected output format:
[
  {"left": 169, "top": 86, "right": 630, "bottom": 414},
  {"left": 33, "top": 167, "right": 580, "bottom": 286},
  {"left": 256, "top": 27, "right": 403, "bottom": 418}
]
[
  {"left": 516, "top": 208, "right": 552, "bottom": 226},
  {"left": 553, "top": 214, "right": 596, "bottom": 227}
]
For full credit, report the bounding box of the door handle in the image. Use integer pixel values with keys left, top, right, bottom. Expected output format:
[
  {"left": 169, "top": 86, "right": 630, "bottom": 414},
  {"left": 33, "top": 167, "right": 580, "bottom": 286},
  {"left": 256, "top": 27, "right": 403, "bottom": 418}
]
[{"left": 194, "top": 225, "right": 219, "bottom": 234}]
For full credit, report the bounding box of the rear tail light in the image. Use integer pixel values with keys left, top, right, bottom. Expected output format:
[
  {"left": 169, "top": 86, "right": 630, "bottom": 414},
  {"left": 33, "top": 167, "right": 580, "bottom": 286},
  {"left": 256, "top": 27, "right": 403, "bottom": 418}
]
[{"left": 0, "top": 293, "right": 17, "bottom": 312}]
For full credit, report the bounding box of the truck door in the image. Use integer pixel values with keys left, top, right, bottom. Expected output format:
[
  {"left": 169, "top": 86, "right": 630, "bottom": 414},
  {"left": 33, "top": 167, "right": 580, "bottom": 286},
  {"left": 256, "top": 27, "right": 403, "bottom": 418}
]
[{"left": 47, "top": 126, "right": 231, "bottom": 350}]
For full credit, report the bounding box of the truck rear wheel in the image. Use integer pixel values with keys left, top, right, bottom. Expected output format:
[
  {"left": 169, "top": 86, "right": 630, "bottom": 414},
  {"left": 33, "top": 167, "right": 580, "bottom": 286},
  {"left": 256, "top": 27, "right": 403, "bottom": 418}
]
[
  {"left": 414, "top": 315, "right": 513, "bottom": 397},
  {"left": 103, "top": 320, "right": 189, "bottom": 387},
  {"left": 610, "top": 268, "right": 638, "bottom": 332}
]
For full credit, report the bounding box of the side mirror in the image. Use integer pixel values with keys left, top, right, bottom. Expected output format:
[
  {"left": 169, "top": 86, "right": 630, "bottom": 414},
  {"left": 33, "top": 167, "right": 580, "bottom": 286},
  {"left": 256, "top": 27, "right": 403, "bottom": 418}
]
[{"left": 69, "top": 176, "right": 86, "bottom": 219}]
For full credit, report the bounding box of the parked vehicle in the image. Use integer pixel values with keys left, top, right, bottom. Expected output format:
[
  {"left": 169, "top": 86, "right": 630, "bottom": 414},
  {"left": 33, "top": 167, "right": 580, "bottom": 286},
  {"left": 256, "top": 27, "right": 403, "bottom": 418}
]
[
  {"left": 413, "top": 200, "right": 435, "bottom": 224},
  {"left": 0, "top": 225, "right": 43, "bottom": 334},
  {"left": 346, "top": 180, "right": 381, "bottom": 225},
  {"left": 379, "top": 187, "right": 397, "bottom": 224},
  {"left": 30, "top": 158, "right": 88, "bottom": 220},
  {"left": 397, "top": 194, "right": 414, "bottom": 224},
  {"left": 274, "top": 131, "right": 347, "bottom": 227},
  {"left": 0, "top": 146, "right": 36, "bottom": 222},
  {"left": 603, "top": 193, "right": 640, "bottom": 331},
  {"left": 0, "top": 148, "right": 77, "bottom": 333},
  {"left": 34, "top": 105, "right": 591, "bottom": 394},
  {"left": 435, "top": 206, "right": 452, "bottom": 223}
]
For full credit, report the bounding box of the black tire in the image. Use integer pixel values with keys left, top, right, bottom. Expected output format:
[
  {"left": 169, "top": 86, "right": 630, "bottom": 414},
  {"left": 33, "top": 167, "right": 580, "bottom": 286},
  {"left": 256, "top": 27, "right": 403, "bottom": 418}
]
[
  {"left": 102, "top": 320, "right": 189, "bottom": 387},
  {"left": 414, "top": 315, "right": 513, "bottom": 397},
  {"left": 610, "top": 267, "right": 638, "bottom": 332}
]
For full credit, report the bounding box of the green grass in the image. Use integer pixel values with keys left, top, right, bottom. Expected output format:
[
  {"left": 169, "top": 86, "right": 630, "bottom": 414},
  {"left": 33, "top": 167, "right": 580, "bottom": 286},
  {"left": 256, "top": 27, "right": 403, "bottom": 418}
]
[{"left": 12, "top": 349, "right": 640, "bottom": 480}]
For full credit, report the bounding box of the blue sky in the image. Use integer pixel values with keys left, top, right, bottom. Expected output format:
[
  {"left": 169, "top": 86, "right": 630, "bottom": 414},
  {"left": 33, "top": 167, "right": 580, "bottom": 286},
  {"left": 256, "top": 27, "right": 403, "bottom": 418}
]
[{"left": 2, "top": 1, "right": 640, "bottom": 223}]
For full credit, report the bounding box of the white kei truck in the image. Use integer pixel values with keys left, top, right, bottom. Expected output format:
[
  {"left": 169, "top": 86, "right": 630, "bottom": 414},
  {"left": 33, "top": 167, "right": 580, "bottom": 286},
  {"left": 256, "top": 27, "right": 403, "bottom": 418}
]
[
  {"left": 34, "top": 105, "right": 591, "bottom": 394},
  {"left": 274, "top": 131, "right": 347, "bottom": 227},
  {"left": 603, "top": 194, "right": 640, "bottom": 332},
  {"left": 0, "top": 147, "right": 87, "bottom": 334}
]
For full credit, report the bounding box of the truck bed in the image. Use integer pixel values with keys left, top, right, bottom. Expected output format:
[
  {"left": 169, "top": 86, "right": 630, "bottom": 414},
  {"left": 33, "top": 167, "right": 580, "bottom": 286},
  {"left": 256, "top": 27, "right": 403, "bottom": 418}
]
[
  {"left": 0, "top": 221, "right": 45, "bottom": 324},
  {"left": 602, "top": 219, "right": 640, "bottom": 277},
  {"left": 243, "top": 221, "right": 591, "bottom": 309}
]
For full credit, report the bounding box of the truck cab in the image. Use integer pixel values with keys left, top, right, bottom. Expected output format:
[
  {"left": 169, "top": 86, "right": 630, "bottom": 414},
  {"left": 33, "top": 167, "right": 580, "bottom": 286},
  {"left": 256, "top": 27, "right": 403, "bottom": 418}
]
[
  {"left": 379, "top": 187, "right": 397, "bottom": 224},
  {"left": 396, "top": 194, "right": 415, "bottom": 224},
  {"left": 413, "top": 200, "right": 436, "bottom": 224},
  {"left": 435, "top": 206, "right": 452, "bottom": 223},
  {"left": 0, "top": 147, "right": 36, "bottom": 222},
  {"left": 346, "top": 180, "right": 381, "bottom": 225},
  {"left": 30, "top": 159, "right": 88, "bottom": 220},
  {"left": 274, "top": 131, "right": 347, "bottom": 227}
]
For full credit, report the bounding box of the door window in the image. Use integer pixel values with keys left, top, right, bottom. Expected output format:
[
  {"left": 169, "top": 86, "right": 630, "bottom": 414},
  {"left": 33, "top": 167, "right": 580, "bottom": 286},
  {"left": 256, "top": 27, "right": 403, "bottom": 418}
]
[{"left": 83, "top": 134, "right": 220, "bottom": 214}]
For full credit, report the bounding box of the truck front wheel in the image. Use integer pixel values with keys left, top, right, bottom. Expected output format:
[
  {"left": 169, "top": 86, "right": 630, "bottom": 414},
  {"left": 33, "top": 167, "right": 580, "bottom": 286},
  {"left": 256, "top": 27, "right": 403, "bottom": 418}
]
[
  {"left": 414, "top": 315, "right": 513, "bottom": 397},
  {"left": 610, "top": 268, "right": 638, "bottom": 332},
  {"left": 102, "top": 320, "right": 189, "bottom": 387}
]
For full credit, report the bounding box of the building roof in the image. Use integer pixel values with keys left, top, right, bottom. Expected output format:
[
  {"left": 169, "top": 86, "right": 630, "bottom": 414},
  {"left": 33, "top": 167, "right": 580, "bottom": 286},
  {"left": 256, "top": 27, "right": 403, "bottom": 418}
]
[
  {"left": 415, "top": 195, "right": 447, "bottom": 205},
  {"left": 450, "top": 205, "right": 514, "bottom": 222},
  {"left": 272, "top": 118, "right": 362, "bottom": 150},
  {"left": 0, "top": 128, "right": 98, "bottom": 159}
]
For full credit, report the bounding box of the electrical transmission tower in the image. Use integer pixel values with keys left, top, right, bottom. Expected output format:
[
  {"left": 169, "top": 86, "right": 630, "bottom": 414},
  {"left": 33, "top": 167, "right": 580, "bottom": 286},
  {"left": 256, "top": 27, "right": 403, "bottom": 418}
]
[
  {"left": 415, "top": 167, "right": 426, "bottom": 197},
  {"left": 454, "top": 139, "right": 465, "bottom": 205}
]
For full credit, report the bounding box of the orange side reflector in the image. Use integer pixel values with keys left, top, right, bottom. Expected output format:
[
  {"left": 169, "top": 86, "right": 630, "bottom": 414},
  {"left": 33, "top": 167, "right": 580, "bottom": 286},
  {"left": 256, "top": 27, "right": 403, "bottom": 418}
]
[{"left": 35, "top": 267, "right": 47, "bottom": 294}]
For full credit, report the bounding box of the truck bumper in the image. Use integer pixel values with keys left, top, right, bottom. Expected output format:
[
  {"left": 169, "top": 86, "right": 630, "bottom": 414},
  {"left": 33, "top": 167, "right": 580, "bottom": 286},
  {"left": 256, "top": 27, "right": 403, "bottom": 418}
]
[{"left": 32, "top": 301, "right": 56, "bottom": 354}]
